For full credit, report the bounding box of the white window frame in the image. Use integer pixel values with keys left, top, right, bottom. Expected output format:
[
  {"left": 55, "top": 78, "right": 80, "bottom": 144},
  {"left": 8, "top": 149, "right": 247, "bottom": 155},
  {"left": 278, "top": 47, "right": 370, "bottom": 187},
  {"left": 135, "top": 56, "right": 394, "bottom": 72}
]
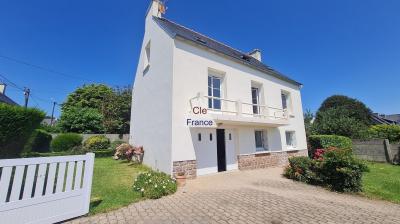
[
  {"left": 251, "top": 87, "right": 260, "bottom": 115},
  {"left": 208, "top": 75, "right": 222, "bottom": 110},
  {"left": 255, "top": 130, "right": 268, "bottom": 152},
  {"left": 285, "top": 131, "right": 297, "bottom": 149}
]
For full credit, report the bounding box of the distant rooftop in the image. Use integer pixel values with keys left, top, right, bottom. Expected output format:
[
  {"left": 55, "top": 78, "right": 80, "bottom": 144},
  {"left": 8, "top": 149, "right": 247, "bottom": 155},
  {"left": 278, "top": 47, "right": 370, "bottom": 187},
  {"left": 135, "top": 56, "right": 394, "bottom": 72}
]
[{"left": 0, "top": 92, "right": 18, "bottom": 105}]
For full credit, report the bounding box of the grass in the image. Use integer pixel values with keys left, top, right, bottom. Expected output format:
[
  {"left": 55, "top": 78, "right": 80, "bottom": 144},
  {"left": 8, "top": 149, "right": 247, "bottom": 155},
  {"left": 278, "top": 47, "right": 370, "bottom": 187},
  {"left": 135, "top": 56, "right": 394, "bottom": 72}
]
[
  {"left": 362, "top": 162, "right": 400, "bottom": 204},
  {"left": 90, "top": 157, "right": 150, "bottom": 214}
]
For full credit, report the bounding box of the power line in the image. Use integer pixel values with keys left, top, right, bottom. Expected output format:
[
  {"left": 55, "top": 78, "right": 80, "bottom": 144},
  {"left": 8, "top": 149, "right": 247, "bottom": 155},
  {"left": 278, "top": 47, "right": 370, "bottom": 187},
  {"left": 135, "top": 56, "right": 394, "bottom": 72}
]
[
  {"left": 0, "top": 54, "right": 100, "bottom": 83},
  {"left": 0, "top": 72, "right": 59, "bottom": 108},
  {"left": 0, "top": 73, "right": 25, "bottom": 91}
]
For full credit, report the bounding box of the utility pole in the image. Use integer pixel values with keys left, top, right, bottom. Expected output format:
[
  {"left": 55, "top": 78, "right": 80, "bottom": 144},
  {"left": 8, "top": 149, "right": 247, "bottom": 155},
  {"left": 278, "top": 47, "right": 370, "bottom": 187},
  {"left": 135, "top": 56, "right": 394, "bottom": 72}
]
[
  {"left": 24, "top": 87, "right": 30, "bottom": 108},
  {"left": 50, "top": 101, "right": 56, "bottom": 126}
]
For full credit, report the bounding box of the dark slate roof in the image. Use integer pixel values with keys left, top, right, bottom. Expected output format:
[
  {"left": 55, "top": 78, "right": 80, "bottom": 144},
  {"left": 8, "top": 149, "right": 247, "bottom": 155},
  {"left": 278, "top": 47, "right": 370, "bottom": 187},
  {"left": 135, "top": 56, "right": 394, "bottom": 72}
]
[
  {"left": 154, "top": 17, "right": 302, "bottom": 86},
  {"left": 371, "top": 114, "right": 398, "bottom": 125},
  {"left": 0, "top": 93, "right": 18, "bottom": 105}
]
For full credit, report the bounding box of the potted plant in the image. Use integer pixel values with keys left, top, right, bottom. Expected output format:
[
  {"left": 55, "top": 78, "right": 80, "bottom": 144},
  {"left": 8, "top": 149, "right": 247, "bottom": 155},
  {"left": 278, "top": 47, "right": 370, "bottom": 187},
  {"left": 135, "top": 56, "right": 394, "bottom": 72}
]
[{"left": 175, "top": 172, "right": 186, "bottom": 187}]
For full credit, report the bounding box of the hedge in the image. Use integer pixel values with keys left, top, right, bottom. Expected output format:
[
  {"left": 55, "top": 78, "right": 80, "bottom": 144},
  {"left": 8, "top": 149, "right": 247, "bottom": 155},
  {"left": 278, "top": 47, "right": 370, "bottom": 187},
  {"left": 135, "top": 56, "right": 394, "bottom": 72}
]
[
  {"left": 308, "top": 135, "right": 352, "bottom": 157},
  {"left": 0, "top": 104, "right": 45, "bottom": 158},
  {"left": 368, "top": 124, "right": 400, "bottom": 143},
  {"left": 51, "top": 133, "right": 83, "bottom": 152},
  {"left": 24, "top": 129, "right": 52, "bottom": 153}
]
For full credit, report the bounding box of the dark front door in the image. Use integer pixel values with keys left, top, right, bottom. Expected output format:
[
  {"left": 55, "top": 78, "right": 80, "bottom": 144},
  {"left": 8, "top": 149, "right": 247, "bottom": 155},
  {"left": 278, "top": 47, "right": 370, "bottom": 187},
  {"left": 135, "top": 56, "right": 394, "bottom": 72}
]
[{"left": 216, "top": 129, "right": 226, "bottom": 172}]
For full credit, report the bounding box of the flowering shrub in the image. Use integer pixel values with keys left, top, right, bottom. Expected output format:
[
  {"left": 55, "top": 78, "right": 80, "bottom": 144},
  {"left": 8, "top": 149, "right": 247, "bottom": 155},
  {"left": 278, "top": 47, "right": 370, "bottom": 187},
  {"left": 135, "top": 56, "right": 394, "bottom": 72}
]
[
  {"left": 133, "top": 171, "right": 177, "bottom": 199},
  {"left": 285, "top": 148, "right": 369, "bottom": 192},
  {"left": 284, "top": 156, "right": 321, "bottom": 184},
  {"left": 113, "top": 143, "right": 144, "bottom": 163},
  {"left": 313, "top": 149, "right": 325, "bottom": 160}
]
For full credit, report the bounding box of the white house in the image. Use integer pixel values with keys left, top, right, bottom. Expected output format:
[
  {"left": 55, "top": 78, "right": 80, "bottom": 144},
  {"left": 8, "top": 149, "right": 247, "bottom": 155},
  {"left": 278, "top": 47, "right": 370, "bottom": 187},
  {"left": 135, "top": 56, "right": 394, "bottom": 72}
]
[{"left": 130, "top": 0, "right": 308, "bottom": 178}]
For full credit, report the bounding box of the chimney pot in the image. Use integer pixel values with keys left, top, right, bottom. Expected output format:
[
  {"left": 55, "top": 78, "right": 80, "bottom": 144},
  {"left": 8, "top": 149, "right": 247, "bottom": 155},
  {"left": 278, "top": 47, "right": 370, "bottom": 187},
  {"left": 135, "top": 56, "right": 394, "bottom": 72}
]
[
  {"left": 249, "top": 49, "right": 262, "bottom": 61},
  {"left": 0, "top": 83, "right": 6, "bottom": 94}
]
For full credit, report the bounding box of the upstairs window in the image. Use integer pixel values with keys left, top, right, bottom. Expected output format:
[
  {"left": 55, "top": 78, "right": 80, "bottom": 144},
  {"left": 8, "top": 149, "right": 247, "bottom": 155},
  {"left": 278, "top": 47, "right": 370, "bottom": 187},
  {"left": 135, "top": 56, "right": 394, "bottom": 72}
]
[
  {"left": 251, "top": 87, "right": 260, "bottom": 114},
  {"left": 208, "top": 75, "right": 221, "bottom": 110},
  {"left": 281, "top": 91, "right": 291, "bottom": 111},
  {"left": 285, "top": 131, "right": 296, "bottom": 148},
  {"left": 143, "top": 41, "right": 151, "bottom": 73}
]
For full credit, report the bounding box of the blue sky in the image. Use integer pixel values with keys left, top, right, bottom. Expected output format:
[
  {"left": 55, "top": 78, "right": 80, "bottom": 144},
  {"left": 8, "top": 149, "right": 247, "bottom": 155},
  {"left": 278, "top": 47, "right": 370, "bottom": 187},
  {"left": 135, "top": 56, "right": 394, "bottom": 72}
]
[{"left": 1, "top": 0, "right": 399, "bottom": 117}]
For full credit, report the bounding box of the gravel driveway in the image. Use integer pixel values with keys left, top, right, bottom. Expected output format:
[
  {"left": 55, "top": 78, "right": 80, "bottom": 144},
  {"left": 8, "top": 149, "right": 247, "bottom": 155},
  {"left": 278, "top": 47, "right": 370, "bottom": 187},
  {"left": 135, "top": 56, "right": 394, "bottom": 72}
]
[{"left": 67, "top": 168, "right": 400, "bottom": 224}]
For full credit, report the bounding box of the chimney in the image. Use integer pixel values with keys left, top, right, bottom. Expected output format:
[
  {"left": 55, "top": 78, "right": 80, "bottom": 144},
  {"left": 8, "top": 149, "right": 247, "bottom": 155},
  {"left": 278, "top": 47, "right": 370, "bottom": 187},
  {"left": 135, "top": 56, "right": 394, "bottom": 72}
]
[
  {"left": 146, "top": 0, "right": 165, "bottom": 19},
  {"left": 249, "top": 49, "right": 262, "bottom": 61},
  {"left": 0, "top": 83, "right": 6, "bottom": 94}
]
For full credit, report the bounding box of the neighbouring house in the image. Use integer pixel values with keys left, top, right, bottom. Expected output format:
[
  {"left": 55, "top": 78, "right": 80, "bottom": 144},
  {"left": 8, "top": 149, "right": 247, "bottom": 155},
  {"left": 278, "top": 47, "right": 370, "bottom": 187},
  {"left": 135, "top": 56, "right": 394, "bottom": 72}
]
[
  {"left": 130, "top": 0, "right": 308, "bottom": 178},
  {"left": 371, "top": 113, "right": 399, "bottom": 125},
  {"left": 0, "top": 83, "right": 18, "bottom": 105},
  {"left": 41, "top": 116, "right": 58, "bottom": 126}
]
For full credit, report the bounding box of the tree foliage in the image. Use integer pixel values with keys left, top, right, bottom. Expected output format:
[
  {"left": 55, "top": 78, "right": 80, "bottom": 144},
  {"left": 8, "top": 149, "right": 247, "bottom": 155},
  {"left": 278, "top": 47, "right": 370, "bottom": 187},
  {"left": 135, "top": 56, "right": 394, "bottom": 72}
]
[
  {"left": 304, "top": 109, "right": 314, "bottom": 137},
  {"left": 313, "top": 95, "right": 371, "bottom": 138},
  {"left": 58, "top": 107, "right": 104, "bottom": 133},
  {"left": 59, "top": 84, "right": 132, "bottom": 134}
]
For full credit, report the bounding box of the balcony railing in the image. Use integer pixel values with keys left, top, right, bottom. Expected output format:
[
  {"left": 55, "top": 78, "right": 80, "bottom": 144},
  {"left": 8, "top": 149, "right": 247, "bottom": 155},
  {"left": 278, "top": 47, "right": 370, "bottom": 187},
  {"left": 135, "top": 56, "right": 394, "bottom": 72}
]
[{"left": 189, "top": 94, "right": 288, "bottom": 120}]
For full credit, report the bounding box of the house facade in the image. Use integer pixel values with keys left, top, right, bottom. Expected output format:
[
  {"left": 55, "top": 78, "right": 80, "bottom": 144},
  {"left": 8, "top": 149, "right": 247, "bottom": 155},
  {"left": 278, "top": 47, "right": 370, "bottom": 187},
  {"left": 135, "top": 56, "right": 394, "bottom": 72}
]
[{"left": 130, "top": 0, "right": 308, "bottom": 178}]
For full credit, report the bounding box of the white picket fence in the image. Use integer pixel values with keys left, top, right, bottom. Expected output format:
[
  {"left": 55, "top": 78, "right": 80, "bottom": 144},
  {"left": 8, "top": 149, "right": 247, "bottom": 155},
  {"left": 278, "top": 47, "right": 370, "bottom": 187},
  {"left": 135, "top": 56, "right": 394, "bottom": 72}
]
[{"left": 0, "top": 153, "right": 95, "bottom": 224}]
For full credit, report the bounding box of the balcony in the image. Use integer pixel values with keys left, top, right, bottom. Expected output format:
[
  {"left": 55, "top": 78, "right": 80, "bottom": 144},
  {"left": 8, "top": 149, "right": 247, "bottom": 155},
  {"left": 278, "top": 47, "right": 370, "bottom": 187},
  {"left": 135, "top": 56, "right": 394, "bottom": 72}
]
[{"left": 189, "top": 93, "right": 289, "bottom": 127}]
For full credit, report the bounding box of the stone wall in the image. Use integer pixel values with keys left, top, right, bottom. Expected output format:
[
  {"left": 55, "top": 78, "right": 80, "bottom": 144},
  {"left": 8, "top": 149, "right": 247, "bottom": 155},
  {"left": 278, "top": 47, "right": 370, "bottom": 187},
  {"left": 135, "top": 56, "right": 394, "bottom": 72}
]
[
  {"left": 172, "top": 160, "right": 197, "bottom": 179},
  {"left": 51, "top": 134, "right": 129, "bottom": 142},
  {"left": 353, "top": 139, "right": 400, "bottom": 164},
  {"left": 237, "top": 149, "right": 308, "bottom": 170}
]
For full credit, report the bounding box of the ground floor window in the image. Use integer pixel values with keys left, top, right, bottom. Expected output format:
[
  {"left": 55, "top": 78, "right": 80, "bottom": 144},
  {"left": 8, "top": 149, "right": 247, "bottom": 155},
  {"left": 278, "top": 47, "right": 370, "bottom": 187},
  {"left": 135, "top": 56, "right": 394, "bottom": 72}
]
[
  {"left": 285, "top": 131, "right": 296, "bottom": 148},
  {"left": 255, "top": 130, "right": 268, "bottom": 151}
]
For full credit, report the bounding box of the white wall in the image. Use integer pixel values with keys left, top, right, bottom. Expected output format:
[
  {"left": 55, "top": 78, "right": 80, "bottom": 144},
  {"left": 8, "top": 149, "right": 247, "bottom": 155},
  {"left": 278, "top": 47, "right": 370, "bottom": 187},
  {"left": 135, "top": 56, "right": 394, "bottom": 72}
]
[
  {"left": 170, "top": 38, "right": 307, "bottom": 162},
  {"left": 130, "top": 8, "right": 174, "bottom": 174}
]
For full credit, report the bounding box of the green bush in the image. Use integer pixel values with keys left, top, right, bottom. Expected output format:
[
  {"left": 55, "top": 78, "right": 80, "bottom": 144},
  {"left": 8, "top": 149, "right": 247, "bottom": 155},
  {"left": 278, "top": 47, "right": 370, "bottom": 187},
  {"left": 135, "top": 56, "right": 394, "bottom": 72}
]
[
  {"left": 368, "top": 125, "right": 400, "bottom": 142},
  {"left": 109, "top": 140, "right": 126, "bottom": 152},
  {"left": 284, "top": 157, "right": 321, "bottom": 184},
  {"left": 51, "top": 133, "right": 83, "bottom": 152},
  {"left": 39, "top": 124, "right": 61, "bottom": 133},
  {"left": 24, "top": 129, "right": 52, "bottom": 153},
  {"left": 83, "top": 135, "right": 110, "bottom": 151},
  {"left": 133, "top": 171, "right": 177, "bottom": 199},
  {"left": 308, "top": 135, "right": 352, "bottom": 157},
  {"left": 285, "top": 148, "right": 369, "bottom": 192},
  {"left": 318, "top": 149, "right": 369, "bottom": 192},
  {"left": 0, "top": 104, "right": 45, "bottom": 158}
]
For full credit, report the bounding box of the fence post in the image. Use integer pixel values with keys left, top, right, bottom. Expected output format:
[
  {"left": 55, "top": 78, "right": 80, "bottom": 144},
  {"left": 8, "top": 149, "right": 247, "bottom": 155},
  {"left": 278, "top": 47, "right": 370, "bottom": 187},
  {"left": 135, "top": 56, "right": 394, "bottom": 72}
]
[
  {"left": 83, "top": 153, "right": 95, "bottom": 213},
  {"left": 383, "top": 139, "right": 393, "bottom": 164}
]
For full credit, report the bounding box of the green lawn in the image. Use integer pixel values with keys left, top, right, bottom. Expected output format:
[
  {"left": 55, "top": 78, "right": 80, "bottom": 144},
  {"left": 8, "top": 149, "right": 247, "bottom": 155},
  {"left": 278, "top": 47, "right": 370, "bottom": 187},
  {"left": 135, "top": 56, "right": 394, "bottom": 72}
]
[
  {"left": 90, "top": 158, "right": 150, "bottom": 214},
  {"left": 362, "top": 162, "right": 400, "bottom": 204}
]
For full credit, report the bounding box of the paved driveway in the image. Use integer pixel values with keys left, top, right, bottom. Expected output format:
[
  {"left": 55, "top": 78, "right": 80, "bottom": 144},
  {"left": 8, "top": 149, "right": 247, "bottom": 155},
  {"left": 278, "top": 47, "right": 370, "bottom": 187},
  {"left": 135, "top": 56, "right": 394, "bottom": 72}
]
[{"left": 68, "top": 168, "right": 400, "bottom": 224}]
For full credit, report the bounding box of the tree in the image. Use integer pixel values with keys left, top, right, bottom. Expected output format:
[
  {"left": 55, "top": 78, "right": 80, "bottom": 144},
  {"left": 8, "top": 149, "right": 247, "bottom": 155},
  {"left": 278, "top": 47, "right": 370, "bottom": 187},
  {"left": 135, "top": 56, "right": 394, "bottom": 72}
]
[
  {"left": 59, "top": 84, "right": 132, "bottom": 134},
  {"left": 313, "top": 95, "right": 371, "bottom": 138},
  {"left": 101, "top": 86, "right": 132, "bottom": 134},
  {"left": 317, "top": 95, "right": 372, "bottom": 126},
  {"left": 62, "top": 84, "right": 113, "bottom": 111},
  {"left": 303, "top": 109, "right": 314, "bottom": 137},
  {"left": 313, "top": 108, "right": 368, "bottom": 138},
  {"left": 58, "top": 107, "right": 104, "bottom": 133}
]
